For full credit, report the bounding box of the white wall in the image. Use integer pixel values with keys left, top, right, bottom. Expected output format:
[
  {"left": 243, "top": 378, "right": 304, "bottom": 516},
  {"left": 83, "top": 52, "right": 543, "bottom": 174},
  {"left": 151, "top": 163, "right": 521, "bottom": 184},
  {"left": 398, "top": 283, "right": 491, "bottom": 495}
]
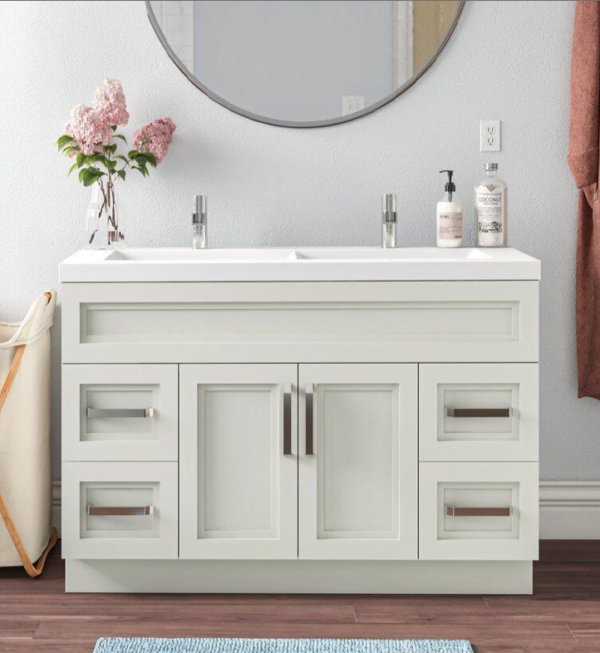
[{"left": 0, "top": 1, "right": 586, "bottom": 482}]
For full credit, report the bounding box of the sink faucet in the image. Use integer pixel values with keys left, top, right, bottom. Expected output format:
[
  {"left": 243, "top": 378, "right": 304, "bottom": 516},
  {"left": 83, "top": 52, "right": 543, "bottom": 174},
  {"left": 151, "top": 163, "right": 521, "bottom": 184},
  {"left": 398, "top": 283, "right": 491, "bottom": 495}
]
[
  {"left": 192, "top": 195, "right": 207, "bottom": 249},
  {"left": 382, "top": 194, "right": 397, "bottom": 248}
]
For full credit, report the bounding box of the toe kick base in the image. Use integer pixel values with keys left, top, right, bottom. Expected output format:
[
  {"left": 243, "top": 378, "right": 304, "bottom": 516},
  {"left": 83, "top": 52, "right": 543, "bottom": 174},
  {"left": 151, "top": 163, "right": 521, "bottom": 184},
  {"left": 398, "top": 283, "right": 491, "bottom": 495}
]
[{"left": 65, "top": 559, "right": 533, "bottom": 594}]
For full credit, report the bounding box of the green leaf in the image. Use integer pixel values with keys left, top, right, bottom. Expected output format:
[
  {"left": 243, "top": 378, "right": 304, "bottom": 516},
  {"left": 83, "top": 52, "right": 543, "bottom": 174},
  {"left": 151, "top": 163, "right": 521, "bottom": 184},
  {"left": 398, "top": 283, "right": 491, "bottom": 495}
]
[
  {"left": 82, "top": 175, "right": 97, "bottom": 187},
  {"left": 76, "top": 153, "right": 85, "bottom": 168},
  {"left": 82, "top": 168, "right": 105, "bottom": 187},
  {"left": 104, "top": 143, "right": 117, "bottom": 155},
  {"left": 111, "top": 125, "right": 117, "bottom": 132},
  {"left": 56, "top": 134, "right": 74, "bottom": 150},
  {"left": 133, "top": 165, "right": 148, "bottom": 177},
  {"left": 68, "top": 162, "right": 78, "bottom": 176},
  {"left": 113, "top": 134, "right": 127, "bottom": 144},
  {"left": 115, "top": 155, "right": 129, "bottom": 165},
  {"left": 117, "top": 170, "right": 126, "bottom": 181},
  {"left": 63, "top": 146, "right": 79, "bottom": 156},
  {"left": 127, "top": 149, "right": 140, "bottom": 159},
  {"left": 143, "top": 153, "right": 157, "bottom": 168},
  {"left": 78, "top": 167, "right": 103, "bottom": 186},
  {"left": 133, "top": 153, "right": 156, "bottom": 169}
]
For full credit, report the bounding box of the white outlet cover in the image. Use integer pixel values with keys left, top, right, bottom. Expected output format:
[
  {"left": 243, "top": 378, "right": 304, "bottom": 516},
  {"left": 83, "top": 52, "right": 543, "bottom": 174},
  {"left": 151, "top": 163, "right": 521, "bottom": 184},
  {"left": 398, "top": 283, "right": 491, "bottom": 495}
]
[
  {"left": 480, "top": 120, "right": 501, "bottom": 152},
  {"left": 342, "top": 95, "right": 366, "bottom": 116}
]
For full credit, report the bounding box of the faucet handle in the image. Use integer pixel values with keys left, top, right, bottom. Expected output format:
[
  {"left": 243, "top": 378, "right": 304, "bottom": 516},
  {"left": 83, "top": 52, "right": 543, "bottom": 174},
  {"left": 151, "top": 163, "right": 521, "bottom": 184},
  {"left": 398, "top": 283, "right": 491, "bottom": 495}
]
[
  {"left": 193, "top": 195, "right": 207, "bottom": 224},
  {"left": 382, "top": 193, "right": 397, "bottom": 223}
]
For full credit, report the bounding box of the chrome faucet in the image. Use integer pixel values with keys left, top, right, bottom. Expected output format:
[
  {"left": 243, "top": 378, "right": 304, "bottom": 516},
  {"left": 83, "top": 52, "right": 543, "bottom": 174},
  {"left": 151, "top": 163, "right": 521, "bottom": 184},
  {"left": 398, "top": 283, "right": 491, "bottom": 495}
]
[
  {"left": 192, "top": 195, "right": 207, "bottom": 249},
  {"left": 382, "top": 193, "right": 397, "bottom": 248}
]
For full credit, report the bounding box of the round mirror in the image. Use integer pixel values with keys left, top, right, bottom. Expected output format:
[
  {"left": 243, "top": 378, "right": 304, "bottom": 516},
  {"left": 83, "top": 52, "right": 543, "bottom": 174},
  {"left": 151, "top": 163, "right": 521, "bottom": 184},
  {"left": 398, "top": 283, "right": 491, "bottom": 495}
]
[{"left": 147, "top": 1, "right": 464, "bottom": 128}]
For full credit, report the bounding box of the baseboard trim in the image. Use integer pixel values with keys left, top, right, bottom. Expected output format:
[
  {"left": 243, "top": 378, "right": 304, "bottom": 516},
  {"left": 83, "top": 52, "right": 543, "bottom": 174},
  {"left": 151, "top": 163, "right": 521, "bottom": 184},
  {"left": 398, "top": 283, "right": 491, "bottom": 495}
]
[
  {"left": 51, "top": 480, "right": 600, "bottom": 541},
  {"left": 539, "top": 481, "right": 600, "bottom": 539}
]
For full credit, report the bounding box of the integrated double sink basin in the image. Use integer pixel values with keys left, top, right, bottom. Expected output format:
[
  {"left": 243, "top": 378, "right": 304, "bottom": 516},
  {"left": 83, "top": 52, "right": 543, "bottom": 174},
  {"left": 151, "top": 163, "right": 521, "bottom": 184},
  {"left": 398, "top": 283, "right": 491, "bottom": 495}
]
[{"left": 60, "top": 247, "right": 541, "bottom": 282}]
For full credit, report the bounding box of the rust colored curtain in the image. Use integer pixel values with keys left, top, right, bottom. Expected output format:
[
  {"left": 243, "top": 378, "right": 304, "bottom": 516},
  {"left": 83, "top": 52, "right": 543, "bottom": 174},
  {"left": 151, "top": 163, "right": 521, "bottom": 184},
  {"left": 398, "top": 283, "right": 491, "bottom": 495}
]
[{"left": 568, "top": 1, "right": 600, "bottom": 398}]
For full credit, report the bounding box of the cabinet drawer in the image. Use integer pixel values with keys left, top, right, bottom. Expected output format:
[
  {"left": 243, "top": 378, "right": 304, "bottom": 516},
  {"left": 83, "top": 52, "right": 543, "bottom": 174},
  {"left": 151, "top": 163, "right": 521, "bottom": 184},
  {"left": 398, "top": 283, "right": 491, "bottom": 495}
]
[
  {"left": 419, "top": 463, "right": 538, "bottom": 561},
  {"left": 62, "top": 462, "right": 178, "bottom": 559},
  {"left": 62, "top": 365, "right": 178, "bottom": 461},
  {"left": 62, "top": 282, "right": 538, "bottom": 363},
  {"left": 419, "top": 364, "right": 538, "bottom": 462}
]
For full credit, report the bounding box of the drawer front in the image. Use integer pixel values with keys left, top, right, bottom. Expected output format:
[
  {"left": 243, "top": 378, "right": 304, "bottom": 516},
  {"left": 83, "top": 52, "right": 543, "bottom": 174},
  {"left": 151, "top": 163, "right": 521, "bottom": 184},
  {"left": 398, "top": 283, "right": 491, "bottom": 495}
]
[
  {"left": 62, "top": 364, "right": 178, "bottom": 461},
  {"left": 62, "top": 462, "right": 178, "bottom": 559},
  {"left": 419, "top": 364, "right": 538, "bottom": 462},
  {"left": 419, "top": 462, "right": 538, "bottom": 561},
  {"left": 62, "top": 282, "right": 539, "bottom": 364}
]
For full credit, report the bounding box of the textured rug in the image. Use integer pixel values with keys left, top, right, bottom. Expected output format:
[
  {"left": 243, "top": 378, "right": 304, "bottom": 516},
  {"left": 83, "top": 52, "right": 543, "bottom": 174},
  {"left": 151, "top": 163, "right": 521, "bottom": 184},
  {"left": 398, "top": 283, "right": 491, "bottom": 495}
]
[{"left": 93, "top": 637, "right": 474, "bottom": 653}]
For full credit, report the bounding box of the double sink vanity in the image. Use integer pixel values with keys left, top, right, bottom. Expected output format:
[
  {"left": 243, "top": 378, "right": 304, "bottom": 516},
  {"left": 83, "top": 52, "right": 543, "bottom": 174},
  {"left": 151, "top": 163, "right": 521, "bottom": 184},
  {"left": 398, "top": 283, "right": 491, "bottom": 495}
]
[{"left": 60, "top": 246, "right": 540, "bottom": 594}]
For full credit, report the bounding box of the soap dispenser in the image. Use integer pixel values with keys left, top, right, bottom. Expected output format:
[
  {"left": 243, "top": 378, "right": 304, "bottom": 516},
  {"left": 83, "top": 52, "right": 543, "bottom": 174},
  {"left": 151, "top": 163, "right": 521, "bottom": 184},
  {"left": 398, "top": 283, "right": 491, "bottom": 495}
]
[{"left": 436, "top": 170, "right": 463, "bottom": 248}]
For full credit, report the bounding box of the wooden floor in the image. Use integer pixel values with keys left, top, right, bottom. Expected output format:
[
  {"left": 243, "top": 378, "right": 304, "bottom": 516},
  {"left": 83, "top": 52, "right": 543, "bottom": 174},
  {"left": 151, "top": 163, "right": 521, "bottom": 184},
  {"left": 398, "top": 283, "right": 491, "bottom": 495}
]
[{"left": 1, "top": 542, "right": 600, "bottom": 653}]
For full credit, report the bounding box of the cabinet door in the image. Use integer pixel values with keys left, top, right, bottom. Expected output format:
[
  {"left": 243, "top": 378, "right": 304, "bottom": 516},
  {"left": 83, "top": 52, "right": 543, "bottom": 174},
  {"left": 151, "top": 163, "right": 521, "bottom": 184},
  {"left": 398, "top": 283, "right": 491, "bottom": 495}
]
[
  {"left": 299, "top": 364, "right": 418, "bottom": 560},
  {"left": 180, "top": 364, "right": 297, "bottom": 559}
]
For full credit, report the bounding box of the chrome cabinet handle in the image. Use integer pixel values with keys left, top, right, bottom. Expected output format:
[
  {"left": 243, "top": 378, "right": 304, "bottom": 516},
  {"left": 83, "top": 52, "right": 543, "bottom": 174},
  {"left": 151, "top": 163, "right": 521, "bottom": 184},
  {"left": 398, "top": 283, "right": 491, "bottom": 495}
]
[
  {"left": 87, "top": 505, "right": 154, "bottom": 516},
  {"left": 86, "top": 408, "right": 154, "bottom": 418},
  {"left": 445, "top": 506, "right": 512, "bottom": 517},
  {"left": 306, "top": 383, "right": 314, "bottom": 456},
  {"left": 446, "top": 408, "right": 512, "bottom": 418},
  {"left": 283, "top": 384, "right": 292, "bottom": 456}
]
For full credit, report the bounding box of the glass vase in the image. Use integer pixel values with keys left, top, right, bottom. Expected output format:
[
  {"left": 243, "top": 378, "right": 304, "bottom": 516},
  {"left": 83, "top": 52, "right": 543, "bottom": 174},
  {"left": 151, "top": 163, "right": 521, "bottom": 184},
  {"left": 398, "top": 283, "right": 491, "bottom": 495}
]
[{"left": 85, "top": 178, "right": 124, "bottom": 249}]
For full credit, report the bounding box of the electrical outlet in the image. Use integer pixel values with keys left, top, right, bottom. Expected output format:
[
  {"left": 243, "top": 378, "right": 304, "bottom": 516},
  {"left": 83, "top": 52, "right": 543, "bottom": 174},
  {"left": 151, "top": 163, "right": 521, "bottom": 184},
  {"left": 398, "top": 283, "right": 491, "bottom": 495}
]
[
  {"left": 480, "top": 120, "right": 501, "bottom": 152},
  {"left": 342, "top": 95, "right": 365, "bottom": 116}
]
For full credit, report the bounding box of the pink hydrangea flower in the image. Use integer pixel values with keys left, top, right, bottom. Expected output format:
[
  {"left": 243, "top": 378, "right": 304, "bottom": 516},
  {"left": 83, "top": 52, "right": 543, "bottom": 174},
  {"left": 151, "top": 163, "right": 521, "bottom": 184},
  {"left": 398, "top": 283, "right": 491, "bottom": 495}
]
[
  {"left": 64, "top": 104, "right": 112, "bottom": 155},
  {"left": 92, "top": 78, "right": 129, "bottom": 127},
  {"left": 133, "top": 118, "right": 176, "bottom": 164}
]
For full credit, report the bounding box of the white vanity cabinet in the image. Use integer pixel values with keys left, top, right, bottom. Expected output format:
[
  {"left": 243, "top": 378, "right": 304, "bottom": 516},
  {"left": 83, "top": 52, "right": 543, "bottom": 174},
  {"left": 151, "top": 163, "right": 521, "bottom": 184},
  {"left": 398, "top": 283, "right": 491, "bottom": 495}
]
[{"left": 60, "top": 248, "right": 540, "bottom": 594}]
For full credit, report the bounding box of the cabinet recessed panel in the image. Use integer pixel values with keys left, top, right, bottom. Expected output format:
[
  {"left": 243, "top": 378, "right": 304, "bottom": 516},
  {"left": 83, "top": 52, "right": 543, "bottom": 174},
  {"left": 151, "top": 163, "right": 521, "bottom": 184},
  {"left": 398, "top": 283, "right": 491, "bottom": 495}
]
[
  {"left": 198, "top": 385, "right": 277, "bottom": 537},
  {"left": 180, "top": 364, "right": 297, "bottom": 560},
  {"left": 62, "top": 282, "right": 538, "bottom": 363},
  {"left": 299, "top": 364, "right": 417, "bottom": 560},
  {"left": 82, "top": 386, "right": 159, "bottom": 441},
  {"left": 318, "top": 385, "right": 398, "bottom": 537}
]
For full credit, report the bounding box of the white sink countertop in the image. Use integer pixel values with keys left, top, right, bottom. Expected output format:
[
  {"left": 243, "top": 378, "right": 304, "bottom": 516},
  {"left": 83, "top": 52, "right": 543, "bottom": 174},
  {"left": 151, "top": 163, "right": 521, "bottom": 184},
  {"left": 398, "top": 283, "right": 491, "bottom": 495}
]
[{"left": 59, "top": 247, "right": 541, "bottom": 283}]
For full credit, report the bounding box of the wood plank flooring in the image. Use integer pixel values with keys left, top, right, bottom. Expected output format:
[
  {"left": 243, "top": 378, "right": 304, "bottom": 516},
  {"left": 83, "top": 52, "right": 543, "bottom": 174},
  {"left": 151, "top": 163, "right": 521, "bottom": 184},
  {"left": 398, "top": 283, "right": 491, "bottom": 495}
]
[{"left": 1, "top": 542, "right": 599, "bottom": 653}]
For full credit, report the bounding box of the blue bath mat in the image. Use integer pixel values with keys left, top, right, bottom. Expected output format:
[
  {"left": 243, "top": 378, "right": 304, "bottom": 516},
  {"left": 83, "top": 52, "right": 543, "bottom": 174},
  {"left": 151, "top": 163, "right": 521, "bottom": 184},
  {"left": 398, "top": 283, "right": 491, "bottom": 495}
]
[{"left": 93, "top": 638, "right": 473, "bottom": 653}]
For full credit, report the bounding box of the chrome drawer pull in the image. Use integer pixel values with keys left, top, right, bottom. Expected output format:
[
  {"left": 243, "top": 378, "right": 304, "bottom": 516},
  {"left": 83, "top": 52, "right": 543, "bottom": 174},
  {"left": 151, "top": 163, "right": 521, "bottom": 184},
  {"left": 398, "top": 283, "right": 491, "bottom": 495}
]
[
  {"left": 306, "top": 383, "right": 314, "bottom": 456},
  {"left": 87, "top": 505, "right": 154, "bottom": 517},
  {"left": 86, "top": 408, "right": 154, "bottom": 418},
  {"left": 446, "top": 506, "right": 512, "bottom": 517},
  {"left": 446, "top": 408, "right": 512, "bottom": 418},
  {"left": 283, "top": 384, "right": 292, "bottom": 456}
]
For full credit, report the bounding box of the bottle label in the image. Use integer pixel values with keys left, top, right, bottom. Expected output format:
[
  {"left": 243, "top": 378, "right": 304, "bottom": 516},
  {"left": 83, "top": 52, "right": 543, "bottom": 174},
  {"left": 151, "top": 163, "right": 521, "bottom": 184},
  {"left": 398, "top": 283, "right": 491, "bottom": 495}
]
[
  {"left": 439, "top": 212, "right": 462, "bottom": 240},
  {"left": 476, "top": 187, "right": 505, "bottom": 235}
]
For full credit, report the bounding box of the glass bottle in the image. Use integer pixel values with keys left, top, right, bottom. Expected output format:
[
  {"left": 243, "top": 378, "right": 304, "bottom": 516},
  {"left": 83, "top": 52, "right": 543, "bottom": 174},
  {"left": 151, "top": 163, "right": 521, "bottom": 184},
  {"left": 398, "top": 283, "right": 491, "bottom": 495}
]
[{"left": 475, "top": 163, "right": 507, "bottom": 247}]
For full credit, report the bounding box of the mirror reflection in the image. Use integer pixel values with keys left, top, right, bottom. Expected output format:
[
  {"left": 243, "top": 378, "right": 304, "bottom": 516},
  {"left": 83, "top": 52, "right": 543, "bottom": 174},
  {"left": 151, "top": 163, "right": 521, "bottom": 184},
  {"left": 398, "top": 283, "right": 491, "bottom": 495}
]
[{"left": 148, "top": 1, "right": 463, "bottom": 126}]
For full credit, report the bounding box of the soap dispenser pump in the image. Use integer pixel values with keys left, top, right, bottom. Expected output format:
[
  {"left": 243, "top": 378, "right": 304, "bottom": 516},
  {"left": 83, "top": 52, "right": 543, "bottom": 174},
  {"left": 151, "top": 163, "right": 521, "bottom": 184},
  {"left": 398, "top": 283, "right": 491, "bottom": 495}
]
[{"left": 436, "top": 170, "right": 463, "bottom": 248}]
